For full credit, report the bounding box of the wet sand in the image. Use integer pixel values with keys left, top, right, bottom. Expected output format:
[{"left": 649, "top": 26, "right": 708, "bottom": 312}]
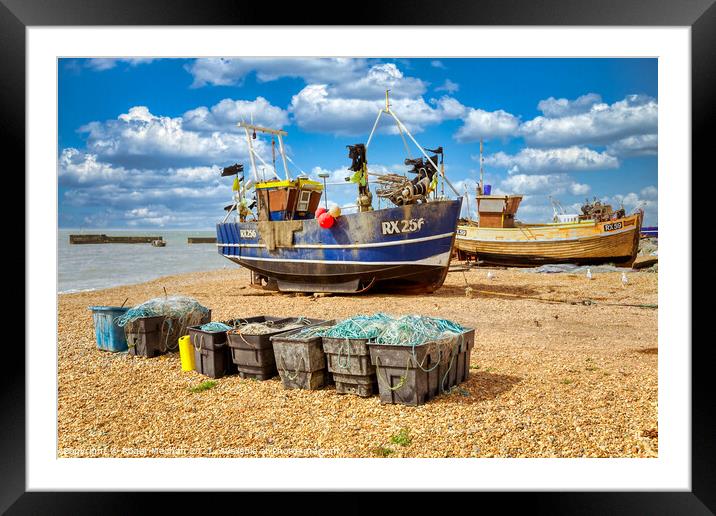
[{"left": 58, "top": 266, "right": 657, "bottom": 458}]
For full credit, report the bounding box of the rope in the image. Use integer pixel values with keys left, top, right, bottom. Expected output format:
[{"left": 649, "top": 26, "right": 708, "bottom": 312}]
[
  {"left": 280, "top": 353, "right": 306, "bottom": 381},
  {"left": 375, "top": 356, "right": 411, "bottom": 392},
  {"left": 465, "top": 288, "right": 657, "bottom": 309},
  {"left": 192, "top": 332, "right": 206, "bottom": 352}
]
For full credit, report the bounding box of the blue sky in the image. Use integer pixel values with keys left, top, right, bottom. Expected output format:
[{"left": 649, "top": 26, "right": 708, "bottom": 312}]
[{"left": 58, "top": 58, "right": 658, "bottom": 229}]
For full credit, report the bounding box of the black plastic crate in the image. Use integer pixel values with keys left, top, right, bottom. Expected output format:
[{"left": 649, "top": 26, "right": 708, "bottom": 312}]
[
  {"left": 166, "top": 310, "right": 211, "bottom": 352},
  {"left": 126, "top": 329, "right": 165, "bottom": 358},
  {"left": 193, "top": 345, "right": 235, "bottom": 379},
  {"left": 442, "top": 328, "right": 475, "bottom": 389},
  {"left": 227, "top": 316, "right": 326, "bottom": 381},
  {"left": 369, "top": 341, "right": 442, "bottom": 406},
  {"left": 228, "top": 316, "right": 327, "bottom": 351},
  {"left": 231, "top": 347, "right": 277, "bottom": 379},
  {"left": 124, "top": 315, "right": 164, "bottom": 334}
]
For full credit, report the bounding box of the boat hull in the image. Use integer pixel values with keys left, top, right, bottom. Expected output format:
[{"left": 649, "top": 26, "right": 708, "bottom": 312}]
[
  {"left": 454, "top": 212, "right": 642, "bottom": 267},
  {"left": 217, "top": 199, "right": 462, "bottom": 293}
]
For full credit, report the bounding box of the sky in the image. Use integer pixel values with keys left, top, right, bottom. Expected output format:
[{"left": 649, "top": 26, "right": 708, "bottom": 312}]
[{"left": 58, "top": 57, "right": 658, "bottom": 229}]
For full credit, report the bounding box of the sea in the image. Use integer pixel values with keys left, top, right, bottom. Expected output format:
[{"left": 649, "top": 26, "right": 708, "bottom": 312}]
[{"left": 58, "top": 229, "right": 229, "bottom": 293}]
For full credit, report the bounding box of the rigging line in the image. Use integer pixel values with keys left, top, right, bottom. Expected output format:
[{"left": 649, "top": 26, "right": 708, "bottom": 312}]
[
  {"left": 251, "top": 146, "right": 281, "bottom": 180},
  {"left": 285, "top": 154, "right": 306, "bottom": 176},
  {"left": 390, "top": 109, "right": 461, "bottom": 197},
  {"left": 394, "top": 114, "right": 413, "bottom": 159}
]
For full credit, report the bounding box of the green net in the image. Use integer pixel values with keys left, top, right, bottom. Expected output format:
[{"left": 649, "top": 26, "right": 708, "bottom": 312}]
[
  {"left": 199, "top": 322, "right": 233, "bottom": 332},
  {"left": 319, "top": 313, "right": 393, "bottom": 339},
  {"left": 375, "top": 315, "right": 465, "bottom": 346}
]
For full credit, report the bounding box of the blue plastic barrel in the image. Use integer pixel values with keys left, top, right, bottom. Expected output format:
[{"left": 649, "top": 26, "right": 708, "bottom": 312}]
[
  {"left": 89, "top": 306, "right": 130, "bottom": 352},
  {"left": 484, "top": 184, "right": 492, "bottom": 195}
]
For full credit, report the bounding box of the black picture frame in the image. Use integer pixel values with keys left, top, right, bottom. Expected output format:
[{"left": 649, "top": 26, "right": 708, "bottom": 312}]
[{"left": 6, "top": 0, "right": 706, "bottom": 513}]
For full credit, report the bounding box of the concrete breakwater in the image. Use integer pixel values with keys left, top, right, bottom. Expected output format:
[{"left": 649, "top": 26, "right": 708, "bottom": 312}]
[
  {"left": 69, "top": 234, "right": 163, "bottom": 244},
  {"left": 187, "top": 237, "right": 217, "bottom": 244}
]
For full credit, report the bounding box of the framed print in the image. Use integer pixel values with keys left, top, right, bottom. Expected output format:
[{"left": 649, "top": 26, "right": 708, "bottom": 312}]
[{"left": 6, "top": 0, "right": 708, "bottom": 512}]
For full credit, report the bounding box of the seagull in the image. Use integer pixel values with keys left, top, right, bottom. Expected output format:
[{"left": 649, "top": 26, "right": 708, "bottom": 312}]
[
  {"left": 586, "top": 268, "right": 593, "bottom": 280},
  {"left": 621, "top": 271, "right": 629, "bottom": 287}
]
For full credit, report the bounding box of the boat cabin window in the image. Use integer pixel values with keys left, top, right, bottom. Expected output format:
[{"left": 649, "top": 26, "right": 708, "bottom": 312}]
[{"left": 296, "top": 189, "right": 312, "bottom": 212}]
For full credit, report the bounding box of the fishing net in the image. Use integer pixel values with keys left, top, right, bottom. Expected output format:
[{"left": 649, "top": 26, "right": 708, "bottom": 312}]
[
  {"left": 116, "top": 296, "right": 210, "bottom": 352},
  {"left": 227, "top": 317, "right": 314, "bottom": 336},
  {"left": 319, "top": 313, "right": 393, "bottom": 340},
  {"left": 199, "top": 322, "right": 233, "bottom": 332},
  {"left": 374, "top": 315, "right": 464, "bottom": 347},
  {"left": 374, "top": 315, "right": 467, "bottom": 393},
  {"left": 281, "top": 325, "right": 328, "bottom": 340},
  {"left": 320, "top": 314, "right": 467, "bottom": 393}
]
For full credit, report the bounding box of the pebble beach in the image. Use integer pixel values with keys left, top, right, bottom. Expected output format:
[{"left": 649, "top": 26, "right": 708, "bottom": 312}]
[{"left": 58, "top": 266, "right": 658, "bottom": 458}]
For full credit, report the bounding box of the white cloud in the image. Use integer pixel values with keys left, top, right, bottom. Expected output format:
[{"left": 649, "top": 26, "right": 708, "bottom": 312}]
[
  {"left": 606, "top": 134, "right": 658, "bottom": 157},
  {"left": 330, "top": 63, "right": 427, "bottom": 99},
  {"left": 187, "top": 57, "right": 369, "bottom": 87},
  {"left": 640, "top": 185, "right": 658, "bottom": 200},
  {"left": 521, "top": 94, "right": 658, "bottom": 147},
  {"left": 430, "top": 60, "right": 446, "bottom": 69},
  {"left": 182, "top": 97, "right": 289, "bottom": 133},
  {"left": 454, "top": 108, "right": 520, "bottom": 142},
  {"left": 58, "top": 148, "right": 128, "bottom": 185},
  {"left": 499, "top": 173, "right": 591, "bottom": 197},
  {"left": 537, "top": 93, "right": 602, "bottom": 118},
  {"left": 435, "top": 79, "right": 459, "bottom": 93},
  {"left": 289, "top": 86, "right": 463, "bottom": 135},
  {"left": 79, "top": 106, "right": 260, "bottom": 168},
  {"left": 607, "top": 191, "right": 658, "bottom": 225},
  {"left": 570, "top": 182, "right": 592, "bottom": 195},
  {"left": 86, "top": 58, "right": 155, "bottom": 71},
  {"left": 483, "top": 146, "right": 619, "bottom": 174}
]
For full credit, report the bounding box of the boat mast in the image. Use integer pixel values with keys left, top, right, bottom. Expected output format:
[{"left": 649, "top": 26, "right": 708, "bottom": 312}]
[
  {"left": 479, "top": 137, "right": 484, "bottom": 195},
  {"left": 238, "top": 122, "right": 291, "bottom": 181},
  {"left": 366, "top": 90, "right": 460, "bottom": 197}
]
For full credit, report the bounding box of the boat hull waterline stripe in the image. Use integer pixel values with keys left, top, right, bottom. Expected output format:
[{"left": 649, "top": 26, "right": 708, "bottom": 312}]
[
  {"left": 456, "top": 226, "right": 637, "bottom": 243},
  {"left": 217, "top": 232, "right": 455, "bottom": 249},
  {"left": 224, "top": 252, "right": 451, "bottom": 267}
]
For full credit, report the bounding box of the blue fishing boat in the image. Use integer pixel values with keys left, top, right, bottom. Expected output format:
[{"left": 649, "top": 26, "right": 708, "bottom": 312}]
[
  {"left": 640, "top": 226, "right": 658, "bottom": 238},
  {"left": 216, "top": 93, "right": 463, "bottom": 294}
]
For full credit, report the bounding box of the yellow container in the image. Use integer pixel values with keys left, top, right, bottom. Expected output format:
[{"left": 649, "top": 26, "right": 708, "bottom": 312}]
[{"left": 178, "top": 335, "right": 195, "bottom": 371}]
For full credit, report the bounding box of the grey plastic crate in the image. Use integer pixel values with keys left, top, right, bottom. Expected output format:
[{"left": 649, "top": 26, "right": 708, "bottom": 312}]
[
  {"left": 279, "top": 369, "right": 328, "bottom": 390},
  {"left": 322, "top": 337, "right": 375, "bottom": 376},
  {"left": 333, "top": 373, "right": 378, "bottom": 397},
  {"left": 322, "top": 336, "right": 377, "bottom": 396},
  {"left": 271, "top": 321, "right": 334, "bottom": 390}
]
